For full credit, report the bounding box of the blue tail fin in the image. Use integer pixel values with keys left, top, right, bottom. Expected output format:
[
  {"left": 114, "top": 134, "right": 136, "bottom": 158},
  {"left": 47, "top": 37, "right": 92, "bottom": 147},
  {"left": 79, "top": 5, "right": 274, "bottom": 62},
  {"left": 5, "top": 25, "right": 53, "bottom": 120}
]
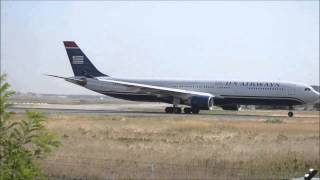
[{"left": 63, "top": 41, "right": 107, "bottom": 77}]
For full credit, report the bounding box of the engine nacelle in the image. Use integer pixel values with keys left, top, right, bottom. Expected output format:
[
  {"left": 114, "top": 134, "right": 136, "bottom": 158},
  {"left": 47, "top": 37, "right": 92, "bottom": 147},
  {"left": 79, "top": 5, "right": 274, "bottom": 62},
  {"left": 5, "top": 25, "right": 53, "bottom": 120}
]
[
  {"left": 221, "top": 105, "right": 239, "bottom": 111},
  {"left": 190, "top": 96, "right": 214, "bottom": 110}
]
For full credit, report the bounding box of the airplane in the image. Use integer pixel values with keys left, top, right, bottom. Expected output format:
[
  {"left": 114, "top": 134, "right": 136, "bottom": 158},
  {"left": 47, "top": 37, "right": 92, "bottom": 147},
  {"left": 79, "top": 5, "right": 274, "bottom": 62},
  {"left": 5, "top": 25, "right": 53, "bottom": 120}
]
[{"left": 47, "top": 41, "right": 320, "bottom": 117}]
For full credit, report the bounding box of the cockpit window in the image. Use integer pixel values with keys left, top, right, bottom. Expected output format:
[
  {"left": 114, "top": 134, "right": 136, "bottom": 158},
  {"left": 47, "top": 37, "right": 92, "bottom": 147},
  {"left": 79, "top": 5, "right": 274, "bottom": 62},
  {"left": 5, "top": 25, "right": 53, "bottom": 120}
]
[{"left": 305, "top": 88, "right": 311, "bottom": 91}]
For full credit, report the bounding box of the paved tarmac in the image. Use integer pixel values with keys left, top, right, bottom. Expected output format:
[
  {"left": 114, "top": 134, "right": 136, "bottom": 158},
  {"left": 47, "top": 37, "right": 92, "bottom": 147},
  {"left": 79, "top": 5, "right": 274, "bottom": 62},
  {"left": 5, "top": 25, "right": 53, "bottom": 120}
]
[{"left": 8, "top": 104, "right": 319, "bottom": 121}]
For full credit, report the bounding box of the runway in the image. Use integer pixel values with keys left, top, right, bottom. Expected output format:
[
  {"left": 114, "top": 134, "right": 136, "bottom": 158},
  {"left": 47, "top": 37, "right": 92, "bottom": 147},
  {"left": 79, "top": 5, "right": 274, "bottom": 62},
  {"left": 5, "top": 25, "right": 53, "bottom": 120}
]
[{"left": 8, "top": 103, "right": 319, "bottom": 121}]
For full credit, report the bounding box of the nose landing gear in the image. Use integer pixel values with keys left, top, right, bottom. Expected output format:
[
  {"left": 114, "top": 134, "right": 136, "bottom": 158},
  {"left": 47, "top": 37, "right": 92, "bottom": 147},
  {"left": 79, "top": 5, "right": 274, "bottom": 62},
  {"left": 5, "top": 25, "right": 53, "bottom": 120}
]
[{"left": 288, "top": 106, "right": 294, "bottom": 117}]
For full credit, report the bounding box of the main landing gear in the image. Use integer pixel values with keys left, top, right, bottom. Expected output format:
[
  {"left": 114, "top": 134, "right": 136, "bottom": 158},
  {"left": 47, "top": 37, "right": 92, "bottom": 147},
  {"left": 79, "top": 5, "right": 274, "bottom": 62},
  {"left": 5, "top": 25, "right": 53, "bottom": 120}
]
[
  {"left": 165, "top": 107, "right": 200, "bottom": 114},
  {"left": 165, "top": 107, "right": 181, "bottom": 113}
]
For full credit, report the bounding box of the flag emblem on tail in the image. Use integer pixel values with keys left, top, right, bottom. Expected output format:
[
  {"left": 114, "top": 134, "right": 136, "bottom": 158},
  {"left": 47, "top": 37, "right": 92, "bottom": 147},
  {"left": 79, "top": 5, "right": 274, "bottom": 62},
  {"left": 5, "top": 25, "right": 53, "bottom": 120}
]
[{"left": 72, "top": 56, "right": 84, "bottom": 64}]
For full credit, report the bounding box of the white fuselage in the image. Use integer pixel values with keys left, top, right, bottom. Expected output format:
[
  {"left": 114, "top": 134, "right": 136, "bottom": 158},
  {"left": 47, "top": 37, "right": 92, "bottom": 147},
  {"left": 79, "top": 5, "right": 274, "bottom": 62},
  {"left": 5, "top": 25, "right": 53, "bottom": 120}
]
[
  {"left": 60, "top": 41, "right": 319, "bottom": 115},
  {"left": 81, "top": 77, "right": 319, "bottom": 107}
]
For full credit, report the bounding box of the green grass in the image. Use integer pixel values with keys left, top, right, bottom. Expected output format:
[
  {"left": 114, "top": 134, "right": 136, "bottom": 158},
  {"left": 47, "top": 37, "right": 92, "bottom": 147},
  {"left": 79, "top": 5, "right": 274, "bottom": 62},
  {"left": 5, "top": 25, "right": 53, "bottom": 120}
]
[
  {"left": 10, "top": 112, "right": 319, "bottom": 179},
  {"left": 265, "top": 117, "right": 283, "bottom": 123}
]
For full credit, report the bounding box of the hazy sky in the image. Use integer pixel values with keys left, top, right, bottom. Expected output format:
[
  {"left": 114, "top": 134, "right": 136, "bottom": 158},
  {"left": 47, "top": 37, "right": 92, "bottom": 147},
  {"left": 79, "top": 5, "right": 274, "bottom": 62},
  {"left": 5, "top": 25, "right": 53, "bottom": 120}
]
[{"left": 1, "top": 1, "right": 319, "bottom": 95}]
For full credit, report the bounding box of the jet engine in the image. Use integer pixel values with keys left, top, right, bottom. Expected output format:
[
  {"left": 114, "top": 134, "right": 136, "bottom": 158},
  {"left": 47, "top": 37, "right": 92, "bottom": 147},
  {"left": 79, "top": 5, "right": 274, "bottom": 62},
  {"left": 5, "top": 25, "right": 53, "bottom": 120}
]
[{"left": 190, "top": 96, "right": 214, "bottom": 110}]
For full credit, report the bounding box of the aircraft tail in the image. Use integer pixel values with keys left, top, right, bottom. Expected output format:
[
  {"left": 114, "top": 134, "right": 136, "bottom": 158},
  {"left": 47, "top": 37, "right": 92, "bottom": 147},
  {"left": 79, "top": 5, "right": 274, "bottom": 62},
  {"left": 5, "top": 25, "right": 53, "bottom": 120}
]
[{"left": 63, "top": 41, "right": 107, "bottom": 77}]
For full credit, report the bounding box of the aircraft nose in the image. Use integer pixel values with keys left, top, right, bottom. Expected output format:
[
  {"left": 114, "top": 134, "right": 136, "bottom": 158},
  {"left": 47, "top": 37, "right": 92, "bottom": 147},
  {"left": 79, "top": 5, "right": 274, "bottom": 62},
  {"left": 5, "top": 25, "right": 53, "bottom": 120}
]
[{"left": 312, "top": 91, "right": 320, "bottom": 104}]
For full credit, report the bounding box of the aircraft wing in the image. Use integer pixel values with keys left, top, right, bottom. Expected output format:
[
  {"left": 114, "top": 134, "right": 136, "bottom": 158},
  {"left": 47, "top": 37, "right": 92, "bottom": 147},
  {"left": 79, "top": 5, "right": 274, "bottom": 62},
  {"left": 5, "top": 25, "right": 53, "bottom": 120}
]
[{"left": 97, "top": 78, "right": 214, "bottom": 99}]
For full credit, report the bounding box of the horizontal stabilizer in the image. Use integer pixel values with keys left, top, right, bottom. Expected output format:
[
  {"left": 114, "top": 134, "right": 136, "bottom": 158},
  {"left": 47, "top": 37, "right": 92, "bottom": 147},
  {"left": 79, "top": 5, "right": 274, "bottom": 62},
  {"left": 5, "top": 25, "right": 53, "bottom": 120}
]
[
  {"left": 45, "top": 74, "right": 87, "bottom": 86},
  {"left": 45, "top": 74, "right": 67, "bottom": 79}
]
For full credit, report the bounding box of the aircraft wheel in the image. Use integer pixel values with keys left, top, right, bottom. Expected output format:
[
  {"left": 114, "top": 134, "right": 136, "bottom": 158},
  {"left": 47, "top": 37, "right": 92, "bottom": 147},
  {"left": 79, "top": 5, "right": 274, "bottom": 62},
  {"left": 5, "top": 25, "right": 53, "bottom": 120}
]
[
  {"left": 174, "top": 107, "right": 182, "bottom": 114},
  {"left": 191, "top": 108, "right": 200, "bottom": 114},
  {"left": 288, "top": 111, "right": 294, "bottom": 117},
  {"left": 165, "top": 107, "right": 173, "bottom": 113},
  {"left": 184, "top": 108, "right": 192, "bottom": 114}
]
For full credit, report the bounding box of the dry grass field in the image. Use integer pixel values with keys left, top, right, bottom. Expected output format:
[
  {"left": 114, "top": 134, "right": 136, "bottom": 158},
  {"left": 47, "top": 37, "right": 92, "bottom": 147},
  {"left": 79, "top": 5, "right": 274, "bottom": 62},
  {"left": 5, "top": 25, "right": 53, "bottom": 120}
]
[{"left": 10, "top": 111, "right": 319, "bottom": 179}]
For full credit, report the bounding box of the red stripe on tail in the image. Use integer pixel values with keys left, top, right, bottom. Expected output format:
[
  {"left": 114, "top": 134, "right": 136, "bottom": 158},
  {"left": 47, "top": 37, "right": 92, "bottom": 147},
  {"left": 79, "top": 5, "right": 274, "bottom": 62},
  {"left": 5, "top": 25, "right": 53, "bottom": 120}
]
[{"left": 63, "top": 41, "right": 78, "bottom": 48}]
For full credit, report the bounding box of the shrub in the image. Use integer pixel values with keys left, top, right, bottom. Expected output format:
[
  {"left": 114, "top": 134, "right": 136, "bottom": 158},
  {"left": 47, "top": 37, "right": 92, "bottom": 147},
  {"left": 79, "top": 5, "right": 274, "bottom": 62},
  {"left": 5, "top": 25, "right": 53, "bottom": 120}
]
[{"left": 0, "top": 74, "right": 61, "bottom": 180}]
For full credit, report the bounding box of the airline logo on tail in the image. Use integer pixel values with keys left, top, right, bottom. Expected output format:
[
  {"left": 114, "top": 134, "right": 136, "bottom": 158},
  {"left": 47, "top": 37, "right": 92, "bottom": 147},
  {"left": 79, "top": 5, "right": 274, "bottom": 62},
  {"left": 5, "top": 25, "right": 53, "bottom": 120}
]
[{"left": 72, "top": 56, "right": 84, "bottom": 64}]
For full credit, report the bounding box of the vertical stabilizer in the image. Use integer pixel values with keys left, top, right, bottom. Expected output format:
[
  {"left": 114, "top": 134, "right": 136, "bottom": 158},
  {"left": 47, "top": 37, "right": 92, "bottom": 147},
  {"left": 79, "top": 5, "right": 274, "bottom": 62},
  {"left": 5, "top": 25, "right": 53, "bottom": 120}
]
[{"left": 63, "top": 41, "right": 107, "bottom": 77}]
